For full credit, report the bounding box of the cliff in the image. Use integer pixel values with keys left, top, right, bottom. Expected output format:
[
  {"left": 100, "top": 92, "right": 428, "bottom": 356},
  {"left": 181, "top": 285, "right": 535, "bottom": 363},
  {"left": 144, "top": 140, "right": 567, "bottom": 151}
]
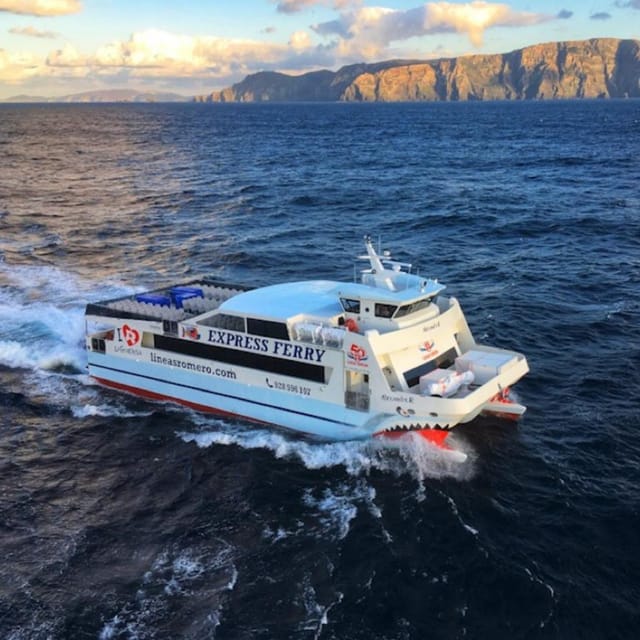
[
  {"left": 197, "top": 60, "right": 423, "bottom": 103},
  {"left": 200, "top": 38, "right": 640, "bottom": 102}
]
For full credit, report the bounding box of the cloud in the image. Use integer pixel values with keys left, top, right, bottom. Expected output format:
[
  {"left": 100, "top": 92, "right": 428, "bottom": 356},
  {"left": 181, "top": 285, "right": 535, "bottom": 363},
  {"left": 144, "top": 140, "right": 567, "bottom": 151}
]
[
  {"left": 0, "top": 48, "right": 43, "bottom": 82},
  {"left": 9, "top": 25, "right": 58, "bottom": 38},
  {"left": 275, "top": 0, "right": 358, "bottom": 14},
  {"left": 0, "top": 0, "right": 81, "bottom": 16},
  {"left": 289, "top": 30, "right": 313, "bottom": 49},
  {"left": 427, "top": 1, "right": 548, "bottom": 47},
  {"left": 46, "top": 42, "right": 85, "bottom": 67},
  {"left": 42, "top": 29, "right": 322, "bottom": 80},
  {"left": 557, "top": 9, "right": 573, "bottom": 19},
  {"left": 590, "top": 11, "right": 611, "bottom": 20},
  {"left": 313, "top": 1, "right": 553, "bottom": 55},
  {"left": 0, "top": 27, "right": 327, "bottom": 95},
  {"left": 615, "top": 1, "right": 640, "bottom": 8},
  {"left": 277, "top": 0, "right": 322, "bottom": 12}
]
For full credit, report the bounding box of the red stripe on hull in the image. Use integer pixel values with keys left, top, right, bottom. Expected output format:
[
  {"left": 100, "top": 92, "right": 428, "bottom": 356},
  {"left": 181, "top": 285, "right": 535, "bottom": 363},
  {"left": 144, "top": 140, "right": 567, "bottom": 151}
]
[
  {"left": 416, "top": 429, "right": 451, "bottom": 448},
  {"left": 482, "top": 409, "right": 521, "bottom": 421},
  {"left": 92, "top": 376, "right": 259, "bottom": 423},
  {"left": 376, "top": 428, "right": 451, "bottom": 449}
]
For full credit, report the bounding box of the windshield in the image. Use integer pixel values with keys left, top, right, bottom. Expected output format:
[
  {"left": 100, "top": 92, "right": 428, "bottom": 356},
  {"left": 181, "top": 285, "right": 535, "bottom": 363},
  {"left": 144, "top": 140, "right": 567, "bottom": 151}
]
[{"left": 394, "top": 297, "right": 432, "bottom": 319}]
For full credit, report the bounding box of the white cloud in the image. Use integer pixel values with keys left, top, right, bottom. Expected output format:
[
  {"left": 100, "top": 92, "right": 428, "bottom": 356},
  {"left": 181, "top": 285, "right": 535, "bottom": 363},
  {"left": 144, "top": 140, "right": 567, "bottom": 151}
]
[
  {"left": 9, "top": 25, "right": 59, "bottom": 38},
  {"left": 314, "top": 1, "right": 552, "bottom": 56},
  {"left": 41, "top": 29, "right": 312, "bottom": 80},
  {"left": 426, "top": 1, "right": 546, "bottom": 47},
  {"left": 46, "top": 42, "right": 84, "bottom": 66},
  {"left": 289, "top": 30, "right": 313, "bottom": 49},
  {"left": 0, "top": 48, "right": 42, "bottom": 82},
  {"left": 2, "top": 29, "right": 311, "bottom": 95},
  {"left": 0, "top": 0, "right": 81, "bottom": 16}
]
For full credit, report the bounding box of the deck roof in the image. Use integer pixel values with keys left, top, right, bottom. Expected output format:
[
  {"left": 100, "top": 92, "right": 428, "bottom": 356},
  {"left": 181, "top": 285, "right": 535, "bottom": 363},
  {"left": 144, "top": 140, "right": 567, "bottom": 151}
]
[{"left": 218, "top": 279, "right": 438, "bottom": 321}]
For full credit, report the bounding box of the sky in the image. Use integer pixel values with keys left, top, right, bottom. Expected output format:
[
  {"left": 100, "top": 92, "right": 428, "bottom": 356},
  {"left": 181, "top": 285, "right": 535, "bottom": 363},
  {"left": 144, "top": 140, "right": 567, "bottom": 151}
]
[{"left": 0, "top": 0, "right": 638, "bottom": 98}]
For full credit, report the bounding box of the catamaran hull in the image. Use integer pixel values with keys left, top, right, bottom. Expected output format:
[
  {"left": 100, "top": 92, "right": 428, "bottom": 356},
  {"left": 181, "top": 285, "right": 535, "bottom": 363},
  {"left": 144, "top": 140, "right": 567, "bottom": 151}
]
[
  {"left": 88, "top": 355, "right": 375, "bottom": 441},
  {"left": 88, "top": 348, "right": 526, "bottom": 445}
]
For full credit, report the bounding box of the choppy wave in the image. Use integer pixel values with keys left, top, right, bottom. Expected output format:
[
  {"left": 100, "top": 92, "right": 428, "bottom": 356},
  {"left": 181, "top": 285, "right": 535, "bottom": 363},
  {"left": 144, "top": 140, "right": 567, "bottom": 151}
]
[
  {"left": 98, "top": 542, "right": 238, "bottom": 640},
  {"left": 302, "top": 481, "right": 379, "bottom": 541}
]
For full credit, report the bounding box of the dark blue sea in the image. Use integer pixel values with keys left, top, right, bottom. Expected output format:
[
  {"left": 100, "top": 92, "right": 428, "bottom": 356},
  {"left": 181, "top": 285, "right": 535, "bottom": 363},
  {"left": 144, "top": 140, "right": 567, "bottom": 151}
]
[{"left": 1, "top": 100, "right": 639, "bottom": 639}]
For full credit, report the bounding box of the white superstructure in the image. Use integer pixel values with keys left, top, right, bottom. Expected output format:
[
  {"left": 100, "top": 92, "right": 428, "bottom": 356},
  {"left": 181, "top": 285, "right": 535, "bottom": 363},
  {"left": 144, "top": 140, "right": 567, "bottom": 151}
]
[{"left": 85, "top": 237, "right": 528, "bottom": 449}]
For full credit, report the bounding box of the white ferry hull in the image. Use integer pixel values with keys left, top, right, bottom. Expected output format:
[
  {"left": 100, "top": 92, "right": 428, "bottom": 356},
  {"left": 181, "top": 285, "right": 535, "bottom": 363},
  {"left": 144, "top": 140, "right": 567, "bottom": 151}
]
[{"left": 88, "top": 353, "right": 376, "bottom": 441}]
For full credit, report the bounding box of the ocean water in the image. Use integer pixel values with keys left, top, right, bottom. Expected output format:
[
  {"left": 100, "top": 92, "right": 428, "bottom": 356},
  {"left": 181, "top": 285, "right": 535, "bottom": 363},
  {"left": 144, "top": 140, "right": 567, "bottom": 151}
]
[{"left": 1, "top": 100, "right": 639, "bottom": 639}]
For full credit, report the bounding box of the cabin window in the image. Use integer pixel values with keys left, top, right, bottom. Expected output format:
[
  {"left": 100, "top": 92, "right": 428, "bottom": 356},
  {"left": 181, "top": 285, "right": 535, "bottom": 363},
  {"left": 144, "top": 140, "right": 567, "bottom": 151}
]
[
  {"left": 91, "top": 338, "right": 106, "bottom": 353},
  {"left": 247, "top": 318, "right": 290, "bottom": 340},
  {"left": 340, "top": 298, "right": 361, "bottom": 314},
  {"left": 394, "top": 297, "right": 432, "bottom": 319},
  {"left": 200, "top": 313, "right": 246, "bottom": 332},
  {"left": 375, "top": 303, "right": 397, "bottom": 318},
  {"left": 403, "top": 347, "right": 458, "bottom": 388},
  {"left": 163, "top": 320, "right": 179, "bottom": 335}
]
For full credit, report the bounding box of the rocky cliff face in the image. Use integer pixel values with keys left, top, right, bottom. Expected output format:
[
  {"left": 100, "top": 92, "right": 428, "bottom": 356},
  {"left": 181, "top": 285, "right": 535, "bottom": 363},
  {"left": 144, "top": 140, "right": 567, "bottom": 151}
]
[{"left": 199, "top": 38, "right": 639, "bottom": 103}]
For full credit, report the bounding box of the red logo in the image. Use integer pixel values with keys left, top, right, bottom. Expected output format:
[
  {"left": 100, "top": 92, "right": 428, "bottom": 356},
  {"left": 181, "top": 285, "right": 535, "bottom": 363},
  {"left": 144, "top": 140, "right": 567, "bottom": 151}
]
[
  {"left": 183, "top": 326, "right": 201, "bottom": 340},
  {"left": 420, "top": 340, "right": 435, "bottom": 352},
  {"left": 122, "top": 324, "right": 140, "bottom": 347},
  {"left": 419, "top": 339, "right": 439, "bottom": 360},
  {"left": 348, "top": 344, "right": 368, "bottom": 365}
]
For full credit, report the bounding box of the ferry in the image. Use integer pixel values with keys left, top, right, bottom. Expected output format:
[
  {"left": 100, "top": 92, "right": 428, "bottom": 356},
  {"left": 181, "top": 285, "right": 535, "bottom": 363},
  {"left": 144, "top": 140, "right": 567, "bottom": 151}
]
[{"left": 85, "top": 236, "right": 528, "bottom": 451}]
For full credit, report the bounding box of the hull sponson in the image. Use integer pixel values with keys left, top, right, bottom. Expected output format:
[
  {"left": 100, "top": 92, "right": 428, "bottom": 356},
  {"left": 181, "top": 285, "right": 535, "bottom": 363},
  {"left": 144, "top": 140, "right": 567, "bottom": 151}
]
[{"left": 88, "top": 356, "right": 374, "bottom": 440}]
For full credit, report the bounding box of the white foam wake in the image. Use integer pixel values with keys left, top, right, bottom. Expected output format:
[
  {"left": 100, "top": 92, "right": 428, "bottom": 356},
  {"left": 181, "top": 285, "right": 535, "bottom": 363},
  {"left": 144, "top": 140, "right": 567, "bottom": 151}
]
[
  {"left": 0, "top": 262, "right": 137, "bottom": 374},
  {"left": 178, "top": 418, "right": 474, "bottom": 482},
  {"left": 0, "top": 262, "right": 144, "bottom": 416},
  {"left": 70, "top": 403, "right": 153, "bottom": 419}
]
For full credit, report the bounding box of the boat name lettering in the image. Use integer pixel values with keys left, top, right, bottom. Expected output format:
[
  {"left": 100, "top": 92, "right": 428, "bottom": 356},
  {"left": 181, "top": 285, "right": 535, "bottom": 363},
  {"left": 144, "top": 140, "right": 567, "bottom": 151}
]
[
  {"left": 206, "top": 329, "right": 326, "bottom": 363},
  {"left": 273, "top": 340, "right": 325, "bottom": 363},
  {"left": 207, "top": 329, "right": 269, "bottom": 352},
  {"left": 422, "top": 321, "right": 441, "bottom": 333},
  {"left": 382, "top": 393, "right": 414, "bottom": 404}
]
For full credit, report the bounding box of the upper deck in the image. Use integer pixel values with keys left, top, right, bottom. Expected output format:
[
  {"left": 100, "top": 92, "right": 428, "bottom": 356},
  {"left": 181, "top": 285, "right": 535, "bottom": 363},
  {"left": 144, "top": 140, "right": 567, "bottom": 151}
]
[{"left": 85, "top": 237, "right": 450, "bottom": 337}]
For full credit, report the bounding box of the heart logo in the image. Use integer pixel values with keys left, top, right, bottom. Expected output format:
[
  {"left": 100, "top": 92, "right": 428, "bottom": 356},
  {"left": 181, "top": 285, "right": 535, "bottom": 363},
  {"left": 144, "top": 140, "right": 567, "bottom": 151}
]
[
  {"left": 348, "top": 344, "right": 368, "bottom": 364},
  {"left": 122, "top": 324, "right": 140, "bottom": 347}
]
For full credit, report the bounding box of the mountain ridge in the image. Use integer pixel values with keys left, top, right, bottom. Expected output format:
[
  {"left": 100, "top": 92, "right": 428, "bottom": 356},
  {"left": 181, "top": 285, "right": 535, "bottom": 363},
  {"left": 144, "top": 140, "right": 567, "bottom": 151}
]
[
  {"left": 198, "top": 38, "right": 640, "bottom": 103},
  {"left": 2, "top": 89, "right": 189, "bottom": 103}
]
